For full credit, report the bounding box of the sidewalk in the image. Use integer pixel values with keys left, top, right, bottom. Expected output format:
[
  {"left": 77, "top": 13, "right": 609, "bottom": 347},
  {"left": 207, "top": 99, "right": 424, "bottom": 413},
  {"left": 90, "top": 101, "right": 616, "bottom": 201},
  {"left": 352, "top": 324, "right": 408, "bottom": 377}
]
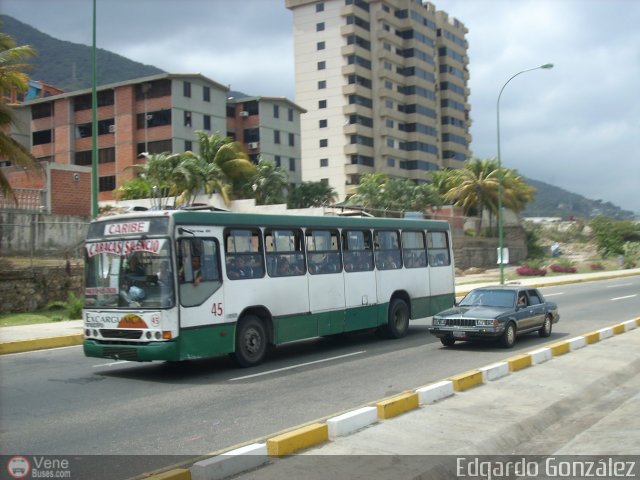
[{"left": 0, "top": 268, "right": 639, "bottom": 354}]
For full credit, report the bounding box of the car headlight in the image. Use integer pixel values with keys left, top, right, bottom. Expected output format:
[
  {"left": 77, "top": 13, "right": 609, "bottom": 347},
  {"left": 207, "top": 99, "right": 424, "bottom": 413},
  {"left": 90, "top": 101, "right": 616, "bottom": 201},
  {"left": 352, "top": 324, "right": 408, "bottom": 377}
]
[
  {"left": 433, "top": 318, "right": 445, "bottom": 326},
  {"left": 476, "top": 319, "right": 496, "bottom": 327}
]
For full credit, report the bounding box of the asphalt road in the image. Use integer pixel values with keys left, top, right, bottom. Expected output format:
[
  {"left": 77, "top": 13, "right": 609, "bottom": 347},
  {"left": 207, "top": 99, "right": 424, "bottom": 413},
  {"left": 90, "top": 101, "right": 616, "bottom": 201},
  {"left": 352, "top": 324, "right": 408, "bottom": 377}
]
[{"left": 1, "top": 276, "right": 638, "bottom": 479}]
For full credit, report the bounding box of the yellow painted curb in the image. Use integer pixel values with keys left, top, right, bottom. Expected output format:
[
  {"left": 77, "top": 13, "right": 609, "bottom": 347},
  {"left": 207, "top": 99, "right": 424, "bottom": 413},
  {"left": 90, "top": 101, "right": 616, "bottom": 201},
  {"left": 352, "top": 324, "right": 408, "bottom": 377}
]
[
  {"left": 584, "top": 331, "right": 600, "bottom": 344},
  {"left": 0, "top": 334, "right": 83, "bottom": 355},
  {"left": 376, "top": 392, "right": 419, "bottom": 420},
  {"left": 267, "top": 423, "right": 328, "bottom": 457},
  {"left": 549, "top": 341, "right": 570, "bottom": 356},
  {"left": 144, "top": 468, "right": 191, "bottom": 480},
  {"left": 612, "top": 323, "right": 626, "bottom": 335},
  {"left": 448, "top": 370, "right": 483, "bottom": 392},
  {"left": 507, "top": 354, "right": 532, "bottom": 372}
]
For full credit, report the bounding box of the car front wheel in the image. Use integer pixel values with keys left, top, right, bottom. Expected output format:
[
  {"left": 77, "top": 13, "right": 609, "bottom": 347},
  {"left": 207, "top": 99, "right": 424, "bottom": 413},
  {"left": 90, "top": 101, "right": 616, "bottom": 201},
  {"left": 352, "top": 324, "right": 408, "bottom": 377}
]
[
  {"left": 440, "top": 336, "right": 456, "bottom": 347},
  {"left": 501, "top": 322, "right": 516, "bottom": 348}
]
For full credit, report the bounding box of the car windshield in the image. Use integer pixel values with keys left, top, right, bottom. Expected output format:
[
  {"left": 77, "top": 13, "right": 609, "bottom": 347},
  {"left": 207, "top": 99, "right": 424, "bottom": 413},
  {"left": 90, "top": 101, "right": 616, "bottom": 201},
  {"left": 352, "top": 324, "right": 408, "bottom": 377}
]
[
  {"left": 84, "top": 237, "right": 174, "bottom": 308},
  {"left": 459, "top": 289, "right": 516, "bottom": 308}
]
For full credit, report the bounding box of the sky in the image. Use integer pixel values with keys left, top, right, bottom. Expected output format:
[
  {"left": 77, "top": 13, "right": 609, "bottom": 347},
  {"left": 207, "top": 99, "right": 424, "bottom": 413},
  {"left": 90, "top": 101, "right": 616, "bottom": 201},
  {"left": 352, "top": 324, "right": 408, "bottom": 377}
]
[{"left": 2, "top": 0, "right": 639, "bottom": 214}]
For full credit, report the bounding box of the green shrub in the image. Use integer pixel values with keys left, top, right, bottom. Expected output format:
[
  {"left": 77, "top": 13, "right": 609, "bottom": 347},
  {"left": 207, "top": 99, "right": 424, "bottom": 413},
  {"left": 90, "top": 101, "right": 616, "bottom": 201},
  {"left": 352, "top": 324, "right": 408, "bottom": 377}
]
[{"left": 66, "top": 292, "right": 84, "bottom": 319}]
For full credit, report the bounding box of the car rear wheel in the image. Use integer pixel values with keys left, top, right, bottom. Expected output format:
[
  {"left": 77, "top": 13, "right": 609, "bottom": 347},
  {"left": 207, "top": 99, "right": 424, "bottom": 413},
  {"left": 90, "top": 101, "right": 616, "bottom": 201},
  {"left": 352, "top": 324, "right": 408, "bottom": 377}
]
[
  {"left": 440, "top": 336, "right": 456, "bottom": 347},
  {"left": 539, "top": 315, "right": 552, "bottom": 337},
  {"left": 500, "top": 322, "right": 516, "bottom": 348}
]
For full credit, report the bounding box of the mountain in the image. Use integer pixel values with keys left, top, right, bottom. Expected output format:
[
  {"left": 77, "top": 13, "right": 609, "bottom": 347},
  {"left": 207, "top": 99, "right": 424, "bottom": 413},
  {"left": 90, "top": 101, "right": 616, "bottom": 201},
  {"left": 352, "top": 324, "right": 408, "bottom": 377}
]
[
  {"left": 522, "top": 177, "right": 636, "bottom": 220},
  {"left": 1, "top": 15, "right": 164, "bottom": 92}
]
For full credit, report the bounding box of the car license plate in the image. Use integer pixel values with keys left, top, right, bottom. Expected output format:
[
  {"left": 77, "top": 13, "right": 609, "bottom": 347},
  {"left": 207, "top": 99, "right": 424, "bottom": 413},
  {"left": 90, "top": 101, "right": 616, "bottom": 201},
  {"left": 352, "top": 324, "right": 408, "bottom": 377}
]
[{"left": 453, "top": 331, "right": 466, "bottom": 338}]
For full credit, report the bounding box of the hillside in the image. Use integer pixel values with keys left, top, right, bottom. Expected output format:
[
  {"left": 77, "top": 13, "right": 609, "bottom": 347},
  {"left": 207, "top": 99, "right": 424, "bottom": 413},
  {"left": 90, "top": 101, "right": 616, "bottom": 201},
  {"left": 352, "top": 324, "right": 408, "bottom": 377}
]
[
  {"left": 522, "top": 177, "right": 636, "bottom": 220},
  {"left": 1, "top": 15, "right": 164, "bottom": 92}
]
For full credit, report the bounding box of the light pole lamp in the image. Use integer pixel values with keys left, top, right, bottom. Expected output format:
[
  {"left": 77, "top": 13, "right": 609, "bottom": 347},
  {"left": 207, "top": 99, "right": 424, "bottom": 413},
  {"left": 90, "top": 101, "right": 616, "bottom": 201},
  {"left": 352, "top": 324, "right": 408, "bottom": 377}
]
[{"left": 496, "top": 63, "right": 553, "bottom": 284}]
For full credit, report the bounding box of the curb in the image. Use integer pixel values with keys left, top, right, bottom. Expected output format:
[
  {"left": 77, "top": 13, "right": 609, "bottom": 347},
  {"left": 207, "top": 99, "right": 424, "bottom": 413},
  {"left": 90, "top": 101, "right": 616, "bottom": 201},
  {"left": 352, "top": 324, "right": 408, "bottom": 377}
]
[
  {"left": 0, "top": 334, "right": 83, "bottom": 355},
  {"left": 141, "top": 315, "right": 640, "bottom": 480}
]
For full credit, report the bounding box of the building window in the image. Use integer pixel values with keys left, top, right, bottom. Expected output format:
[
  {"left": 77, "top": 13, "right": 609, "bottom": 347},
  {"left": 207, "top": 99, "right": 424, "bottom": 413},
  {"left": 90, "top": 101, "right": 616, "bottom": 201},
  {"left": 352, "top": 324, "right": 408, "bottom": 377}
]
[
  {"left": 183, "top": 81, "right": 191, "bottom": 98},
  {"left": 203, "top": 86, "right": 210, "bottom": 102},
  {"left": 275, "top": 155, "right": 281, "bottom": 167},
  {"left": 203, "top": 115, "right": 211, "bottom": 130},
  {"left": 184, "top": 111, "right": 192, "bottom": 127},
  {"left": 387, "top": 157, "right": 395, "bottom": 167},
  {"left": 185, "top": 140, "right": 192, "bottom": 151},
  {"left": 32, "top": 129, "right": 52, "bottom": 145},
  {"left": 316, "top": 2, "right": 324, "bottom": 12},
  {"left": 318, "top": 80, "right": 326, "bottom": 89},
  {"left": 137, "top": 109, "right": 171, "bottom": 128},
  {"left": 319, "top": 100, "right": 327, "bottom": 109},
  {"left": 320, "top": 139, "right": 328, "bottom": 148},
  {"left": 317, "top": 41, "right": 325, "bottom": 50},
  {"left": 319, "top": 119, "right": 327, "bottom": 128},
  {"left": 98, "top": 147, "right": 115, "bottom": 164},
  {"left": 273, "top": 105, "right": 280, "bottom": 118},
  {"left": 320, "top": 158, "right": 328, "bottom": 167},
  {"left": 316, "top": 22, "right": 325, "bottom": 32},
  {"left": 288, "top": 108, "right": 293, "bottom": 121},
  {"left": 318, "top": 61, "right": 326, "bottom": 70},
  {"left": 289, "top": 133, "right": 294, "bottom": 147},
  {"left": 32, "top": 102, "right": 53, "bottom": 120},
  {"left": 289, "top": 158, "right": 295, "bottom": 171},
  {"left": 98, "top": 175, "right": 116, "bottom": 192},
  {"left": 274, "top": 130, "right": 281, "bottom": 144},
  {"left": 137, "top": 139, "right": 173, "bottom": 155}
]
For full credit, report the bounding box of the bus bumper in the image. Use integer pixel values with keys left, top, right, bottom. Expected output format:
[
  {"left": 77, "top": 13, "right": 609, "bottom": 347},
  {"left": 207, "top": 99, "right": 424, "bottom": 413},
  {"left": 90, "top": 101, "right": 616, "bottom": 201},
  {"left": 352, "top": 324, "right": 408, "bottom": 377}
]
[{"left": 83, "top": 339, "right": 180, "bottom": 362}]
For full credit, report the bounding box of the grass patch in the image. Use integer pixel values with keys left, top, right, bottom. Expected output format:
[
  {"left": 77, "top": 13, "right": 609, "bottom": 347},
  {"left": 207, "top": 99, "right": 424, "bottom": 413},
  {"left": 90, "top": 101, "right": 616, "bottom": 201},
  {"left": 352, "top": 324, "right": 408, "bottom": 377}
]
[{"left": 0, "top": 310, "right": 72, "bottom": 327}]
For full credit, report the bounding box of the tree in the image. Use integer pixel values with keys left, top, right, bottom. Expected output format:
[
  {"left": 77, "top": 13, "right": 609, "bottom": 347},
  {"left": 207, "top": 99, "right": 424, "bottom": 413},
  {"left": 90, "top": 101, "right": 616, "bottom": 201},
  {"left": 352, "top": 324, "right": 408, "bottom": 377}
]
[
  {"left": 287, "top": 181, "right": 337, "bottom": 209},
  {"left": 126, "top": 152, "right": 184, "bottom": 209},
  {"left": 195, "top": 131, "right": 256, "bottom": 200},
  {"left": 252, "top": 159, "right": 288, "bottom": 205},
  {"left": 0, "top": 31, "right": 37, "bottom": 200},
  {"left": 345, "top": 173, "right": 440, "bottom": 215}
]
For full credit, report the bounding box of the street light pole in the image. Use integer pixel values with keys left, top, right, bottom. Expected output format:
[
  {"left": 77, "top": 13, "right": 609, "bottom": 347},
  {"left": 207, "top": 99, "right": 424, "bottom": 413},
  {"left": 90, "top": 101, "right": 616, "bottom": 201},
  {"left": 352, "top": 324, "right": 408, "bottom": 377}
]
[{"left": 496, "top": 63, "right": 553, "bottom": 284}]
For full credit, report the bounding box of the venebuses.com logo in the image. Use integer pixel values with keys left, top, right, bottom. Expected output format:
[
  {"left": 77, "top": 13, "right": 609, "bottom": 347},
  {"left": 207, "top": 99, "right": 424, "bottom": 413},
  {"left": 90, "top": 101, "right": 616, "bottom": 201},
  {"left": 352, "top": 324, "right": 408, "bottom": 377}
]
[
  {"left": 5, "top": 456, "right": 71, "bottom": 479},
  {"left": 6, "top": 457, "right": 30, "bottom": 479}
]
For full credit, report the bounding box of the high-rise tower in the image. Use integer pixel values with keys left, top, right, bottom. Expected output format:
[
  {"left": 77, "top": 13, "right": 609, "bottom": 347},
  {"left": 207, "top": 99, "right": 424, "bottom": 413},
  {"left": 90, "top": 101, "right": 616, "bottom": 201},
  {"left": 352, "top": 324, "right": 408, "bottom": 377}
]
[{"left": 285, "top": 0, "right": 471, "bottom": 200}]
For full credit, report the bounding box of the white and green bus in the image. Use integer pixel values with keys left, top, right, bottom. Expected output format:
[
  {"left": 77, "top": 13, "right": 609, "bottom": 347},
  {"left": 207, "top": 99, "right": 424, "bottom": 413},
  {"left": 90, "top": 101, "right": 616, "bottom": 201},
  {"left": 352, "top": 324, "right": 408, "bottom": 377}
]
[{"left": 83, "top": 210, "right": 455, "bottom": 367}]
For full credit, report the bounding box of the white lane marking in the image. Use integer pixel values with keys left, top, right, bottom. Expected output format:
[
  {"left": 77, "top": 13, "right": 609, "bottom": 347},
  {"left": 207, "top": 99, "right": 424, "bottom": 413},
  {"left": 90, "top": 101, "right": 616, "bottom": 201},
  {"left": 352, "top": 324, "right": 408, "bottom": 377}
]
[
  {"left": 607, "top": 283, "right": 633, "bottom": 288},
  {"left": 611, "top": 295, "right": 637, "bottom": 301},
  {"left": 92, "top": 360, "right": 131, "bottom": 368},
  {"left": 544, "top": 292, "right": 564, "bottom": 297},
  {"left": 229, "top": 351, "right": 366, "bottom": 381}
]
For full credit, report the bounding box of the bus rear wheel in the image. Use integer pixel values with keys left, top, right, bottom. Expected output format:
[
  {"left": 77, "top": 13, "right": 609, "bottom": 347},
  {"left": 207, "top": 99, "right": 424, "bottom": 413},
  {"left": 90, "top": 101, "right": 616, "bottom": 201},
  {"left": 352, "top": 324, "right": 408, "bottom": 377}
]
[
  {"left": 387, "top": 298, "right": 410, "bottom": 339},
  {"left": 232, "top": 315, "right": 267, "bottom": 368}
]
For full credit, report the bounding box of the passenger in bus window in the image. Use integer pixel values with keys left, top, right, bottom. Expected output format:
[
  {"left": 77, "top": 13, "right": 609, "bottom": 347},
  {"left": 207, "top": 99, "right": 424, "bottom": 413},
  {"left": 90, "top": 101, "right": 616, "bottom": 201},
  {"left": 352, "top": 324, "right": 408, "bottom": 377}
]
[
  {"left": 227, "top": 255, "right": 253, "bottom": 279},
  {"left": 191, "top": 256, "right": 203, "bottom": 286}
]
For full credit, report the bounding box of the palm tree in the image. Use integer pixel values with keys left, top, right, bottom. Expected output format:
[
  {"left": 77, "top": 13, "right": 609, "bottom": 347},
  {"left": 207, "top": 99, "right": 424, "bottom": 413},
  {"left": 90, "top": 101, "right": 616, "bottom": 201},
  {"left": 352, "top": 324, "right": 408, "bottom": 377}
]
[
  {"left": 252, "top": 159, "right": 288, "bottom": 205},
  {"left": 195, "top": 131, "right": 256, "bottom": 200},
  {"left": 0, "top": 31, "right": 37, "bottom": 200},
  {"left": 443, "top": 158, "right": 500, "bottom": 234},
  {"left": 128, "top": 152, "right": 184, "bottom": 209},
  {"left": 171, "top": 153, "right": 205, "bottom": 207}
]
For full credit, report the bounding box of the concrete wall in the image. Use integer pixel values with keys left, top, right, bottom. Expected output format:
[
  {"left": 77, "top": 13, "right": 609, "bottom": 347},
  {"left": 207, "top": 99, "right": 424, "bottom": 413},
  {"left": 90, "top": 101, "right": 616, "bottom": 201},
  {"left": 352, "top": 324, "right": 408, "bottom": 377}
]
[
  {"left": 453, "top": 226, "right": 528, "bottom": 270},
  {"left": 0, "top": 212, "right": 90, "bottom": 255}
]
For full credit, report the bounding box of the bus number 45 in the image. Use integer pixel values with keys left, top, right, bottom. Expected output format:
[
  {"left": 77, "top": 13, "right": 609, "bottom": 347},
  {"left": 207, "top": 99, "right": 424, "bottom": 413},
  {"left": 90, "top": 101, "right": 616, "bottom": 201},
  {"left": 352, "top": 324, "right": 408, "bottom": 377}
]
[{"left": 212, "top": 303, "right": 223, "bottom": 317}]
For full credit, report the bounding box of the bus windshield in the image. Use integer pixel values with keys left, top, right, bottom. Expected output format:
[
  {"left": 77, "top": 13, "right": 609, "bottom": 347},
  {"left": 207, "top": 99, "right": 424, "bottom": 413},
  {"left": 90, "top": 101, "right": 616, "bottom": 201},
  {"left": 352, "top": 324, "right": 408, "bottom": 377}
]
[{"left": 84, "top": 238, "right": 174, "bottom": 308}]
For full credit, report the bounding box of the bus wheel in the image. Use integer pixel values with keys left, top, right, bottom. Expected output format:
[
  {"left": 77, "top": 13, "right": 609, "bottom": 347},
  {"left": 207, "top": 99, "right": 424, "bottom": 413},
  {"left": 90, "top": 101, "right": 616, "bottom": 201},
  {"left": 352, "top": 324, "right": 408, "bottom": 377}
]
[
  {"left": 387, "top": 299, "right": 410, "bottom": 339},
  {"left": 232, "top": 315, "right": 267, "bottom": 368}
]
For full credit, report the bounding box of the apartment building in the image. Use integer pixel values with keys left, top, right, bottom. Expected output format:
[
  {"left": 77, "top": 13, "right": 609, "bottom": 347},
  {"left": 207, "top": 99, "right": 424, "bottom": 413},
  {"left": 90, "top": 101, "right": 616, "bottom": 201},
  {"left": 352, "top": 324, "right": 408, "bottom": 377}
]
[
  {"left": 285, "top": 0, "right": 471, "bottom": 200},
  {"left": 226, "top": 95, "right": 306, "bottom": 184}
]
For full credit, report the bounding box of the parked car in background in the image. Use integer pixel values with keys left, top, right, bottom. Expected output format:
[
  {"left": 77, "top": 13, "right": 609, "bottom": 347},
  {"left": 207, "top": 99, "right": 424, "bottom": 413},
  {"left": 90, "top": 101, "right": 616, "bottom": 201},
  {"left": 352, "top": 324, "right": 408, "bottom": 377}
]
[{"left": 428, "top": 286, "right": 560, "bottom": 348}]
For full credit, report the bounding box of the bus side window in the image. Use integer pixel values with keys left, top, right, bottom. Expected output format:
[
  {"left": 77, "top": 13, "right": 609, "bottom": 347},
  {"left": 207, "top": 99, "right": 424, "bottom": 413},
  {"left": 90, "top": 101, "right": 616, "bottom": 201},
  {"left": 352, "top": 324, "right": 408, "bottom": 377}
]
[
  {"left": 177, "top": 238, "right": 222, "bottom": 307},
  {"left": 427, "top": 231, "right": 451, "bottom": 267}
]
